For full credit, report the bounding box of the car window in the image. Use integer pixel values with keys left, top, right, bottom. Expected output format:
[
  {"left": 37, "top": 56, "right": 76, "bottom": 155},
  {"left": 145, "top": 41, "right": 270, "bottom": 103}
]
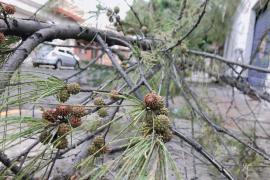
[
  {"left": 35, "top": 45, "right": 54, "bottom": 57},
  {"left": 67, "top": 51, "right": 72, "bottom": 55},
  {"left": 58, "top": 49, "right": 65, "bottom": 53}
]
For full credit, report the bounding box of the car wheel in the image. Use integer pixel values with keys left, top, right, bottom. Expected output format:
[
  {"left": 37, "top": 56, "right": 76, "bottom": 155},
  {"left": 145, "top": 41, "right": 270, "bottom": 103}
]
[
  {"left": 55, "top": 60, "right": 62, "bottom": 69},
  {"left": 33, "top": 63, "right": 39, "bottom": 68}
]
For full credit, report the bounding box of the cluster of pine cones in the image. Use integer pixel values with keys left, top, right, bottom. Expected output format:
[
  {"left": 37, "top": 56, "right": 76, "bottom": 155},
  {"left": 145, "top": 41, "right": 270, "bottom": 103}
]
[
  {"left": 94, "top": 96, "right": 109, "bottom": 118},
  {"left": 39, "top": 104, "right": 86, "bottom": 149},
  {"left": 57, "top": 83, "right": 81, "bottom": 103},
  {"left": 142, "top": 92, "right": 172, "bottom": 142}
]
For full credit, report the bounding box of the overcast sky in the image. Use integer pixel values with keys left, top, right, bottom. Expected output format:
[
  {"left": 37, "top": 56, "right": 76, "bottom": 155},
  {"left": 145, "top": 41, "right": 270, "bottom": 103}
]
[{"left": 74, "top": 0, "right": 133, "bottom": 28}]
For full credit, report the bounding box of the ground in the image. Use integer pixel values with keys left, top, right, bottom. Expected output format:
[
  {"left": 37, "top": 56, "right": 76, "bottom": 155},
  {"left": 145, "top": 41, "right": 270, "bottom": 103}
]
[{"left": 1, "top": 62, "right": 270, "bottom": 179}]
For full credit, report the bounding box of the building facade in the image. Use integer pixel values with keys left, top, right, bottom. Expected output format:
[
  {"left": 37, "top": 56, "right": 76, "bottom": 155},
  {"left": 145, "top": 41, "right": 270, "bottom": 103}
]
[
  {"left": 1, "top": 0, "right": 84, "bottom": 24},
  {"left": 1, "top": 0, "right": 100, "bottom": 63},
  {"left": 224, "top": 0, "right": 270, "bottom": 91}
]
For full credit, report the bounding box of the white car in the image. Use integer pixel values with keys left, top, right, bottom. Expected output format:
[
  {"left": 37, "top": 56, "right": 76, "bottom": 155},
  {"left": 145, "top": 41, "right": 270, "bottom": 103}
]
[{"left": 32, "top": 45, "right": 80, "bottom": 69}]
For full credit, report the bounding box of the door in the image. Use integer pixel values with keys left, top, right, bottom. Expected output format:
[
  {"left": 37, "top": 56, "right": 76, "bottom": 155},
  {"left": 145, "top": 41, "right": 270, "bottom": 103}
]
[
  {"left": 66, "top": 51, "right": 76, "bottom": 66},
  {"left": 248, "top": 9, "right": 270, "bottom": 91}
]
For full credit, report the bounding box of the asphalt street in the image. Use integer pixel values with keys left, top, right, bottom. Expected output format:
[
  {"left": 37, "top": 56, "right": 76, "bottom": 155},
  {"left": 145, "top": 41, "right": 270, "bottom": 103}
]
[{"left": 6, "top": 63, "right": 93, "bottom": 116}]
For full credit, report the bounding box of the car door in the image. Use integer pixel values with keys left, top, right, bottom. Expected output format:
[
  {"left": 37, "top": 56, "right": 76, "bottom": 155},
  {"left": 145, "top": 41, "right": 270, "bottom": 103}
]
[
  {"left": 66, "top": 51, "right": 76, "bottom": 66},
  {"left": 57, "top": 49, "right": 68, "bottom": 66}
]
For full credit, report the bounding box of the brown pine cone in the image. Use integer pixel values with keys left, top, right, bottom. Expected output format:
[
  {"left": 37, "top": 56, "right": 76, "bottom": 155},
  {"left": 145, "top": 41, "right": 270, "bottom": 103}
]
[
  {"left": 42, "top": 109, "right": 57, "bottom": 123},
  {"left": 71, "top": 105, "right": 86, "bottom": 118},
  {"left": 57, "top": 123, "right": 70, "bottom": 136},
  {"left": 0, "top": 33, "right": 5, "bottom": 43},
  {"left": 4, "top": 4, "right": 15, "bottom": 14},
  {"left": 55, "top": 104, "right": 71, "bottom": 117},
  {"left": 69, "top": 116, "right": 82, "bottom": 128},
  {"left": 55, "top": 137, "right": 68, "bottom": 149},
  {"left": 144, "top": 92, "right": 163, "bottom": 110}
]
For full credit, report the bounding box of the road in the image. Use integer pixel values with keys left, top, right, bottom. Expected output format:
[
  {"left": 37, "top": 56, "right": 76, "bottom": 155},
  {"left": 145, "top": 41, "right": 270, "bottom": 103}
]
[{"left": 4, "top": 63, "right": 93, "bottom": 116}]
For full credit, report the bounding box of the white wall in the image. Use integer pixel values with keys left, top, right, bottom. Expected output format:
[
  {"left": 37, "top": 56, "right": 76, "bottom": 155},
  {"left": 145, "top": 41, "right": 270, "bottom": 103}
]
[
  {"left": 1, "top": 0, "right": 79, "bottom": 25},
  {"left": 224, "top": 0, "right": 258, "bottom": 76}
]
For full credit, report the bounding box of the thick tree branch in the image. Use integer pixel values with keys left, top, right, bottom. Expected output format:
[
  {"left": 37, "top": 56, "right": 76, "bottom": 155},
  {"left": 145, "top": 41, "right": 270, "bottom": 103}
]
[
  {"left": 0, "top": 18, "right": 152, "bottom": 49},
  {"left": 0, "top": 151, "right": 20, "bottom": 175},
  {"left": 0, "top": 18, "right": 153, "bottom": 94}
]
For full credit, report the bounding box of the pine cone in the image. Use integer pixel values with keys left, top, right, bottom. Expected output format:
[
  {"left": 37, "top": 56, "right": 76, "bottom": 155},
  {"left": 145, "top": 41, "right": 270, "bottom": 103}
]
[
  {"left": 88, "top": 145, "right": 98, "bottom": 155},
  {"left": 115, "top": 15, "right": 120, "bottom": 22},
  {"left": 55, "top": 104, "right": 71, "bottom": 117},
  {"left": 57, "top": 123, "right": 70, "bottom": 136},
  {"left": 39, "top": 131, "right": 52, "bottom": 144},
  {"left": 4, "top": 4, "right": 15, "bottom": 14},
  {"left": 141, "top": 26, "right": 148, "bottom": 34},
  {"left": 42, "top": 109, "right": 57, "bottom": 123},
  {"left": 159, "top": 107, "right": 169, "bottom": 116},
  {"left": 114, "top": 6, "right": 120, "bottom": 14},
  {"left": 71, "top": 105, "right": 86, "bottom": 118},
  {"left": 93, "top": 97, "right": 105, "bottom": 107},
  {"left": 98, "top": 107, "right": 108, "bottom": 118},
  {"left": 69, "top": 116, "right": 82, "bottom": 128},
  {"left": 109, "top": 16, "right": 114, "bottom": 23},
  {"left": 67, "top": 83, "right": 80, "bottom": 95},
  {"left": 55, "top": 137, "right": 68, "bottom": 149},
  {"left": 93, "top": 136, "right": 105, "bottom": 148},
  {"left": 116, "top": 25, "right": 121, "bottom": 32},
  {"left": 106, "top": 9, "right": 113, "bottom": 17},
  {"left": 56, "top": 88, "right": 70, "bottom": 103},
  {"left": 144, "top": 92, "right": 164, "bottom": 110},
  {"left": 154, "top": 115, "right": 170, "bottom": 132},
  {"left": 0, "top": 33, "right": 5, "bottom": 43},
  {"left": 144, "top": 111, "right": 154, "bottom": 125},
  {"left": 110, "top": 90, "right": 120, "bottom": 101},
  {"left": 161, "top": 129, "right": 173, "bottom": 142}
]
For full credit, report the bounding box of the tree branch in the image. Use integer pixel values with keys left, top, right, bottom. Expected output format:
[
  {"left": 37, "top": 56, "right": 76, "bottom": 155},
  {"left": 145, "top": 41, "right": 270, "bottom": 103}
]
[
  {"left": 172, "top": 128, "right": 234, "bottom": 180},
  {"left": 188, "top": 49, "right": 270, "bottom": 73}
]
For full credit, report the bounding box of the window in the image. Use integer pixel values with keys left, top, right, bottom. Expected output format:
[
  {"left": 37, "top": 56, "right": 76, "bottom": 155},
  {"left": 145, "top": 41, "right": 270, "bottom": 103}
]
[
  {"left": 67, "top": 51, "right": 72, "bottom": 55},
  {"left": 248, "top": 8, "right": 270, "bottom": 90},
  {"left": 35, "top": 44, "right": 54, "bottom": 57},
  {"left": 58, "top": 49, "right": 65, "bottom": 53}
]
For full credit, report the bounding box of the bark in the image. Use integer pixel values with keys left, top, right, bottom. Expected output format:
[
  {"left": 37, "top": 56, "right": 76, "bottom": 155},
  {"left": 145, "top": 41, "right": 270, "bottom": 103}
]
[{"left": 0, "top": 18, "right": 152, "bottom": 49}]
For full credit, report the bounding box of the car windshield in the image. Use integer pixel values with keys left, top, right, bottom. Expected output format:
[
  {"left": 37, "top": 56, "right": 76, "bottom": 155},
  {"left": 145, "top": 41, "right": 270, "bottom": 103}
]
[{"left": 35, "top": 44, "right": 54, "bottom": 57}]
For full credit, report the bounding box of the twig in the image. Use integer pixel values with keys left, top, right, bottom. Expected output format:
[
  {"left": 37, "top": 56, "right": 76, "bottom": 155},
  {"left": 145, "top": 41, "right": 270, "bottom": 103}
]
[
  {"left": 46, "top": 150, "right": 60, "bottom": 179},
  {"left": 172, "top": 129, "right": 234, "bottom": 180},
  {"left": 177, "top": 0, "right": 187, "bottom": 21},
  {"left": 96, "top": 34, "right": 142, "bottom": 99},
  {"left": 124, "top": 0, "right": 143, "bottom": 27},
  {"left": 172, "top": 65, "right": 270, "bottom": 161},
  {"left": 189, "top": 49, "right": 270, "bottom": 73},
  {"left": 165, "top": 0, "right": 209, "bottom": 51},
  {"left": 17, "top": 140, "right": 40, "bottom": 170},
  {"left": 65, "top": 52, "right": 104, "bottom": 81}
]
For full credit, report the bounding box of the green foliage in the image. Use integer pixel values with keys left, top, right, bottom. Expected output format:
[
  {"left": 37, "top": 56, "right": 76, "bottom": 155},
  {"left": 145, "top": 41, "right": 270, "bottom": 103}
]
[
  {"left": 79, "top": 136, "right": 182, "bottom": 180},
  {"left": 124, "top": 0, "right": 239, "bottom": 51},
  {"left": 0, "top": 72, "right": 65, "bottom": 110},
  {"left": 0, "top": 36, "right": 20, "bottom": 65}
]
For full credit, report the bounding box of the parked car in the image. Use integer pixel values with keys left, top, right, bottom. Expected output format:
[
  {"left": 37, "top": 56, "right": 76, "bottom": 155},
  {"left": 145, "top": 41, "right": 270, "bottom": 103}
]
[{"left": 32, "top": 45, "right": 80, "bottom": 69}]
